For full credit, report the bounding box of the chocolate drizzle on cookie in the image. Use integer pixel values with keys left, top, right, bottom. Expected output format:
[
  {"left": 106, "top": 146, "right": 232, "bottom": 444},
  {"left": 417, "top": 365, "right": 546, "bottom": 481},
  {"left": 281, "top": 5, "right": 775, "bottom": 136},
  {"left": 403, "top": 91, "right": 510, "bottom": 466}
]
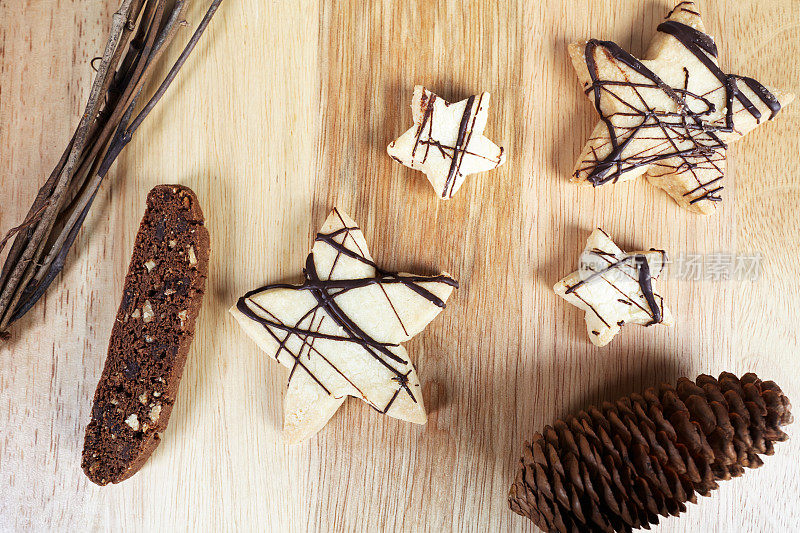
[
  {"left": 236, "top": 210, "right": 457, "bottom": 414},
  {"left": 565, "top": 250, "right": 666, "bottom": 327},
  {"left": 566, "top": 249, "right": 665, "bottom": 326},
  {"left": 578, "top": 5, "right": 784, "bottom": 208},
  {"left": 399, "top": 88, "right": 504, "bottom": 199}
]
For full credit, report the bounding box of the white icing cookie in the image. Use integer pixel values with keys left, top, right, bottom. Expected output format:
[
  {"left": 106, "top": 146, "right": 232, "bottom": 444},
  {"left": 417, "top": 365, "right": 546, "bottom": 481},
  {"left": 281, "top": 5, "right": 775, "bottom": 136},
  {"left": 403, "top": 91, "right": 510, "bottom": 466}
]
[
  {"left": 230, "top": 209, "right": 457, "bottom": 443},
  {"left": 569, "top": 1, "right": 794, "bottom": 214},
  {"left": 554, "top": 229, "right": 673, "bottom": 347},
  {"left": 388, "top": 85, "right": 506, "bottom": 199}
]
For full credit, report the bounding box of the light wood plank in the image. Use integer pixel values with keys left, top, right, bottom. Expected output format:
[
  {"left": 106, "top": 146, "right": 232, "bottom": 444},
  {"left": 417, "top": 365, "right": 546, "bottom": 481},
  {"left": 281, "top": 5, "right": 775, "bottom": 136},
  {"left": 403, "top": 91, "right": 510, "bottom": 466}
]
[{"left": 1, "top": 1, "right": 798, "bottom": 531}]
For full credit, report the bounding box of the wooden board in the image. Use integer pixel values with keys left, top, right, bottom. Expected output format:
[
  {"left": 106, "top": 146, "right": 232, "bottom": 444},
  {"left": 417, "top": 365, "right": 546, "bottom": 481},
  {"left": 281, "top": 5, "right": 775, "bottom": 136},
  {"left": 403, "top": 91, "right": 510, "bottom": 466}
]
[{"left": 2, "top": 0, "right": 799, "bottom": 530}]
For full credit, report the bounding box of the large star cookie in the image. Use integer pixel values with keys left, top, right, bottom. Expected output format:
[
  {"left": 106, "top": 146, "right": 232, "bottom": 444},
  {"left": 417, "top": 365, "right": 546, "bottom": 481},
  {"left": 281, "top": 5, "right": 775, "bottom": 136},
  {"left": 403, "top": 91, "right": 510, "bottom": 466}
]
[
  {"left": 554, "top": 229, "right": 673, "bottom": 347},
  {"left": 569, "top": 1, "right": 794, "bottom": 214},
  {"left": 230, "top": 209, "right": 458, "bottom": 444},
  {"left": 387, "top": 85, "right": 506, "bottom": 199}
]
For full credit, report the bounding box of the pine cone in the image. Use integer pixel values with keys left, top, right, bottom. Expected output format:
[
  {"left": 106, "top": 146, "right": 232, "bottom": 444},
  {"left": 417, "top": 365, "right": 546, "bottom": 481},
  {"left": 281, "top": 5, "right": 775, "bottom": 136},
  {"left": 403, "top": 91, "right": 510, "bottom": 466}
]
[{"left": 508, "top": 372, "right": 792, "bottom": 532}]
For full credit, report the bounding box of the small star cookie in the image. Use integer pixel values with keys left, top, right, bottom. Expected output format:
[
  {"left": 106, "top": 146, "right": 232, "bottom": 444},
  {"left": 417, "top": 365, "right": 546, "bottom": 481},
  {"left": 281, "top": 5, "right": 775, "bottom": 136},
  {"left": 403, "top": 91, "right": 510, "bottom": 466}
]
[
  {"left": 388, "top": 85, "right": 506, "bottom": 199},
  {"left": 230, "top": 208, "right": 458, "bottom": 443},
  {"left": 554, "top": 229, "right": 673, "bottom": 347},
  {"left": 569, "top": 1, "right": 794, "bottom": 214}
]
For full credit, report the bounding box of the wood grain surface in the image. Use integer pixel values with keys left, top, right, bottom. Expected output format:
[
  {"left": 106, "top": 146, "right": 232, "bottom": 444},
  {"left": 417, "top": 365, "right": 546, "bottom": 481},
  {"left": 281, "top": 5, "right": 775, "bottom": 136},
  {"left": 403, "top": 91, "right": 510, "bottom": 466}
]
[{"left": 2, "top": 0, "right": 799, "bottom": 531}]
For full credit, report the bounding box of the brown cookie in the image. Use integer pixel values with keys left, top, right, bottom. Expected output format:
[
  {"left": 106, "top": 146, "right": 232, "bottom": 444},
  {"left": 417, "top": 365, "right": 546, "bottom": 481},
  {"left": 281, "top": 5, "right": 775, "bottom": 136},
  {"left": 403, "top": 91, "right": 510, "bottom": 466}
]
[{"left": 82, "top": 185, "right": 210, "bottom": 485}]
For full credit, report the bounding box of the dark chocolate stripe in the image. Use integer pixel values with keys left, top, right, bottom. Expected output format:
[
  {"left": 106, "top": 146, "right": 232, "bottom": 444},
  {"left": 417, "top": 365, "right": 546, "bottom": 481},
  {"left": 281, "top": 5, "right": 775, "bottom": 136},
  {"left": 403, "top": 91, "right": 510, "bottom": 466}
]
[
  {"left": 442, "top": 95, "right": 477, "bottom": 198},
  {"left": 657, "top": 21, "right": 769, "bottom": 125}
]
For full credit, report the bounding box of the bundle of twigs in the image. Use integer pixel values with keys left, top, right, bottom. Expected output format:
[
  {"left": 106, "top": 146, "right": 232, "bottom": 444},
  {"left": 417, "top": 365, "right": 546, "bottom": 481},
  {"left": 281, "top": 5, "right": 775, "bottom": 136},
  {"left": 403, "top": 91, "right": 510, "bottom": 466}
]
[{"left": 0, "top": 0, "right": 222, "bottom": 339}]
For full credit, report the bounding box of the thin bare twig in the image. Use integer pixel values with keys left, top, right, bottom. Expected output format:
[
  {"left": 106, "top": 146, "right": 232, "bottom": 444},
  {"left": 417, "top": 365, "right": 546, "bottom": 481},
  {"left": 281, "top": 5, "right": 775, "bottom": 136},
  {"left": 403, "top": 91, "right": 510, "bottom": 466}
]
[
  {"left": 31, "top": 0, "right": 179, "bottom": 284},
  {"left": 0, "top": 0, "right": 137, "bottom": 330},
  {"left": 129, "top": 0, "right": 222, "bottom": 134},
  {"left": 0, "top": 202, "right": 50, "bottom": 254},
  {"left": 30, "top": 0, "right": 191, "bottom": 288},
  {"left": 0, "top": 0, "right": 222, "bottom": 336}
]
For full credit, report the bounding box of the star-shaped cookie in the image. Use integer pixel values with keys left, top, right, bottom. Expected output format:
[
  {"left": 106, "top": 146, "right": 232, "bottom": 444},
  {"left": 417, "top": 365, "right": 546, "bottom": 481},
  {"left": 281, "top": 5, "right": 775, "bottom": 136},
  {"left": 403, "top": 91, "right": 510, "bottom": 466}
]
[
  {"left": 554, "top": 229, "right": 673, "bottom": 347},
  {"left": 387, "top": 85, "right": 506, "bottom": 199},
  {"left": 569, "top": 1, "right": 794, "bottom": 214},
  {"left": 230, "top": 208, "right": 458, "bottom": 444}
]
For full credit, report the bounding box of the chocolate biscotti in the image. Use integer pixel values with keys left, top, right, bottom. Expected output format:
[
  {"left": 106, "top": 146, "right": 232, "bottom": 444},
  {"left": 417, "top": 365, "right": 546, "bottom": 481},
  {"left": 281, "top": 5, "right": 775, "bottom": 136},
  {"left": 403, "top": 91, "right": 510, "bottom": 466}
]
[{"left": 82, "top": 185, "right": 210, "bottom": 485}]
